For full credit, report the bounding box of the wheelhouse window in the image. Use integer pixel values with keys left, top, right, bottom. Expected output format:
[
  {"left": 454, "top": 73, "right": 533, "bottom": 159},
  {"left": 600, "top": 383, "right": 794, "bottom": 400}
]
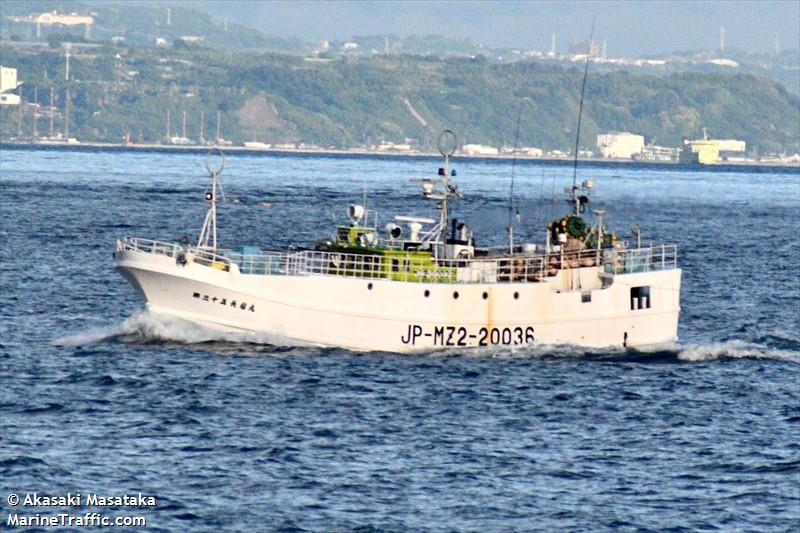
[{"left": 630, "top": 286, "right": 651, "bottom": 310}]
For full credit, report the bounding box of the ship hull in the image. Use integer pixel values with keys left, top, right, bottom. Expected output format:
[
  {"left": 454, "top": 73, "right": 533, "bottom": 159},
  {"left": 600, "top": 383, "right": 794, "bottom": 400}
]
[{"left": 115, "top": 247, "right": 681, "bottom": 353}]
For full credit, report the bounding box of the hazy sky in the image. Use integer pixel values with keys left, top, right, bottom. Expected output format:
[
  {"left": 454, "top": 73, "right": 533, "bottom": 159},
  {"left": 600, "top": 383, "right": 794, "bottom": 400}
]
[{"left": 184, "top": 0, "right": 800, "bottom": 56}]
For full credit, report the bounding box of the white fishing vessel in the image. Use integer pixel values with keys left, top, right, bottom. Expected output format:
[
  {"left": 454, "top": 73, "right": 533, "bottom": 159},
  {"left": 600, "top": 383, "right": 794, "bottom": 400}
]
[{"left": 114, "top": 131, "right": 681, "bottom": 352}]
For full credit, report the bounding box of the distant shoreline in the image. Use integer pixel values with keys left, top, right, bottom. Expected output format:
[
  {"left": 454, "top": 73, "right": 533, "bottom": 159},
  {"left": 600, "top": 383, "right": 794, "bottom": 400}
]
[{"left": 2, "top": 141, "right": 798, "bottom": 173}]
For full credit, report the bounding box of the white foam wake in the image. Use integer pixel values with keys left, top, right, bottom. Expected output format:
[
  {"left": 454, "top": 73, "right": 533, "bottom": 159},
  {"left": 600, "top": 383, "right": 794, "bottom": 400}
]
[
  {"left": 53, "top": 315, "right": 799, "bottom": 363},
  {"left": 52, "top": 310, "right": 311, "bottom": 349},
  {"left": 502, "top": 343, "right": 623, "bottom": 358},
  {"left": 677, "top": 340, "right": 800, "bottom": 363},
  {"left": 450, "top": 339, "right": 798, "bottom": 363},
  {"left": 52, "top": 323, "right": 123, "bottom": 347}
]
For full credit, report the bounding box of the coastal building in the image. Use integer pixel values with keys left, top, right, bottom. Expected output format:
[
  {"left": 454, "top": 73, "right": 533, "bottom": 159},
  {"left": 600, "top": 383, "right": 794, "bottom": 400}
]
[
  {"left": 462, "top": 144, "right": 499, "bottom": 156},
  {"left": 0, "top": 66, "right": 22, "bottom": 106},
  {"left": 501, "top": 146, "right": 543, "bottom": 157},
  {"left": 243, "top": 141, "right": 271, "bottom": 150},
  {"left": 705, "top": 58, "right": 739, "bottom": 67},
  {"left": 8, "top": 11, "right": 95, "bottom": 39},
  {"left": 0, "top": 93, "right": 20, "bottom": 106},
  {"left": 716, "top": 139, "right": 746, "bottom": 152},
  {"left": 522, "top": 147, "right": 543, "bottom": 157},
  {"left": 168, "top": 136, "right": 193, "bottom": 145},
  {"left": 717, "top": 140, "right": 747, "bottom": 161},
  {"left": 569, "top": 39, "right": 599, "bottom": 57},
  {"left": 635, "top": 145, "right": 680, "bottom": 162},
  {"left": 680, "top": 138, "right": 718, "bottom": 164},
  {"left": 680, "top": 131, "right": 746, "bottom": 164},
  {"left": 375, "top": 141, "right": 412, "bottom": 152},
  {"left": 596, "top": 132, "right": 645, "bottom": 159}
]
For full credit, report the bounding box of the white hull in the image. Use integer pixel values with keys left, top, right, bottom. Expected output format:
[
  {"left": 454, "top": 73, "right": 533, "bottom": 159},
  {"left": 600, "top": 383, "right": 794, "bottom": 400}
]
[{"left": 115, "top": 247, "right": 681, "bottom": 353}]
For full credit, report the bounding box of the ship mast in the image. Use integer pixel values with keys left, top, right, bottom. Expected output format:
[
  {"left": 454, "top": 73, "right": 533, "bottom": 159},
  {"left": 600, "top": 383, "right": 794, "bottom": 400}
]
[
  {"left": 570, "top": 20, "right": 595, "bottom": 217},
  {"left": 410, "top": 130, "right": 460, "bottom": 256},
  {"left": 439, "top": 130, "right": 454, "bottom": 243},
  {"left": 508, "top": 110, "right": 522, "bottom": 254},
  {"left": 414, "top": 130, "right": 457, "bottom": 247},
  {"left": 197, "top": 148, "right": 226, "bottom": 249}
]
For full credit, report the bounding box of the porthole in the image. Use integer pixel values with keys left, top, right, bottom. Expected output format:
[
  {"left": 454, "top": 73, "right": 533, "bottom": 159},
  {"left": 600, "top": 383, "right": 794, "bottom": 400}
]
[
  {"left": 424, "top": 289, "right": 430, "bottom": 298},
  {"left": 453, "top": 291, "right": 459, "bottom": 300},
  {"left": 513, "top": 292, "right": 519, "bottom": 300},
  {"left": 482, "top": 292, "right": 488, "bottom": 300},
  {"left": 367, "top": 283, "right": 373, "bottom": 290}
]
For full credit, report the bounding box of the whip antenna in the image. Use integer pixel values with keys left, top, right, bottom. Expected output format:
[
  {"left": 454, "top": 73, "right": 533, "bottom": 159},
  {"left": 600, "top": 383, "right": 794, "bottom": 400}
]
[
  {"left": 508, "top": 108, "right": 522, "bottom": 254},
  {"left": 571, "top": 19, "right": 595, "bottom": 206}
]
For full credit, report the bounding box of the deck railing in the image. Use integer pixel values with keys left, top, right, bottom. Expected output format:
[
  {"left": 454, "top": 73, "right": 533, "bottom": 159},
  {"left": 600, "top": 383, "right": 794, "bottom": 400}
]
[
  {"left": 601, "top": 244, "right": 678, "bottom": 275},
  {"left": 117, "top": 237, "right": 677, "bottom": 284}
]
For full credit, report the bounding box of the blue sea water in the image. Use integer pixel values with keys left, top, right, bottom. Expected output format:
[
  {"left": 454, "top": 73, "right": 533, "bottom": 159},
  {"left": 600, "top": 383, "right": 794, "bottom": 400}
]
[{"left": 1, "top": 148, "right": 799, "bottom": 531}]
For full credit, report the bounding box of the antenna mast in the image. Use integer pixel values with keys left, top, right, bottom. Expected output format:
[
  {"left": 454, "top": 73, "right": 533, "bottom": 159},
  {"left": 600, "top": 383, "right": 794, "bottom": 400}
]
[
  {"left": 508, "top": 110, "right": 522, "bottom": 254},
  {"left": 571, "top": 20, "right": 595, "bottom": 215},
  {"left": 438, "top": 130, "right": 456, "bottom": 245},
  {"left": 197, "top": 149, "right": 226, "bottom": 250},
  {"left": 49, "top": 87, "right": 54, "bottom": 137}
]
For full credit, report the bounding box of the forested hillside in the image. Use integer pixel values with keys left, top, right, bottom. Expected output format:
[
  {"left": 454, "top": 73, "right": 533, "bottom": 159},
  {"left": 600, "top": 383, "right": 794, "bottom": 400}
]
[{"left": 2, "top": 42, "right": 798, "bottom": 154}]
